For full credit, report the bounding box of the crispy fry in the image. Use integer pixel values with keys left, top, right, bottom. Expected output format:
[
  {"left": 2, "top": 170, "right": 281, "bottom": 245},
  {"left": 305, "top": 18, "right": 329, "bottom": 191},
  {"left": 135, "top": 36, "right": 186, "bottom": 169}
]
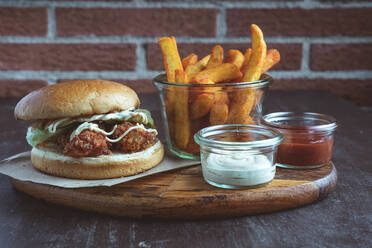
[
  {"left": 225, "top": 49, "right": 244, "bottom": 69},
  {"left": 262, "top": 49, "right": 280, "bottom": 73},
  {"left": 190, "top": 93, "right": 215, "bottom": 119},
  {"left": 193, "top": 63, "right": 242, "bottom": 83},
  {"left": 209, "top": 90, "right": 229, "bottom": 125},
  {"left": 240, "top": 48, "right": 253, "bottom": 75},
  {"left": 214, "top": 91, "right": 229, "bottom": 104},
  {"left": 182, "top": 53, "right": 198, "bottom": 70},
  {"left": 227, "top": 92, "right": 256, "bottom": 124},
  {"left": 242, "top": 25, "right": 267, "bottom": 82},
  {"left": 158, "top": 37, "right": 184, "bottom": 82},
  {"left": 206, "top": 45, "right": 224, "bottom": 69},
  {"left": 228, "top": 24, "right": 266, "bottom": 124},
  {"left": 158, "top": 36, "right": 184, "bottom": 131},
  {"left": 185, "top": 55, "right": 211, "bottom": 81},
  {"left": 210, "top": 102, "right": 229, "bottom": 125},
  {"left": 173, "top": 70, "right": 190, "bottom": 149},
  {"left": 194, "top": 74, "right": 214, "bottom": 84}
]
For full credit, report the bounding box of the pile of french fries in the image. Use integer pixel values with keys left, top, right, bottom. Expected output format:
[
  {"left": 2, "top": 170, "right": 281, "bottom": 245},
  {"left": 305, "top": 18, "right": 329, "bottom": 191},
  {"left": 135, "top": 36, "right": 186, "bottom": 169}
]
[{"left": 158, "top": 24, "right": 280, "bottom": 154}]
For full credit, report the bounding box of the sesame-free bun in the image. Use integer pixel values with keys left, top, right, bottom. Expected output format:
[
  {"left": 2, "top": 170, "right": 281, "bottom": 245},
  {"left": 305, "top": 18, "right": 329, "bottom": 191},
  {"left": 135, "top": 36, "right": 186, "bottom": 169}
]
[
  {"left": 31, "top": 140, "right": 164, "bottom": 179},
  {"left": 15, "top": 80, "right": 140, "bottom": 120}
]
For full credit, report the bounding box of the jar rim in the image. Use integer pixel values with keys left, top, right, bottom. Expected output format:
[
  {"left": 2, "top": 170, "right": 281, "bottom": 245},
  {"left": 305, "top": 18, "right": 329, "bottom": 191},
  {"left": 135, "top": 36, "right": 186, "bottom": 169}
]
[
  {"left": 262, "top": 112, "right": 338, "bottom": 132},
  {"left": 153, "top": 73, "right": 272, "bottom": 88},
  {"left": 194, "top": 124, "right": 283, "bottom": 149}
]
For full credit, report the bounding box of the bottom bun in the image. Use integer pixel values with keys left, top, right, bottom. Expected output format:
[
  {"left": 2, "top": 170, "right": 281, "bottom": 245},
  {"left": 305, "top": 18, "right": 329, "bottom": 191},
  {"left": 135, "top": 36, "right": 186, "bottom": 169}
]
[{"left": 31, "top": 140, "right": 164, "bottom": 179}]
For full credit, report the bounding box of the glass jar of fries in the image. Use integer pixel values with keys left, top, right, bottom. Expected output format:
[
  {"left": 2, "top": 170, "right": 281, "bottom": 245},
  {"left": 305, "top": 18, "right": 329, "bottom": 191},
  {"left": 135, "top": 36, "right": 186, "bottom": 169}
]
[{"left": 154, "top": 73, "right": 272, "bottom": 159}]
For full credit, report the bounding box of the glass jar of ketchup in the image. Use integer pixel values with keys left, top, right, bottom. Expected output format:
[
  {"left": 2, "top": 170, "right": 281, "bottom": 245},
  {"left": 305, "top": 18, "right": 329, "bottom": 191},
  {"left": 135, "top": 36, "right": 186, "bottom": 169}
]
[{"left": 262, "top": 112, "right": 337, "bottom": 169}]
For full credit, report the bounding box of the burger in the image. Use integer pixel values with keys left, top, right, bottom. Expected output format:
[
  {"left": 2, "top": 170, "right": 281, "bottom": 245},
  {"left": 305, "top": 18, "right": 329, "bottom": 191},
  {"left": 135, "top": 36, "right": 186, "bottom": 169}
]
[{"left": 14, "top": 80, "right": 164, "bottom": 179}]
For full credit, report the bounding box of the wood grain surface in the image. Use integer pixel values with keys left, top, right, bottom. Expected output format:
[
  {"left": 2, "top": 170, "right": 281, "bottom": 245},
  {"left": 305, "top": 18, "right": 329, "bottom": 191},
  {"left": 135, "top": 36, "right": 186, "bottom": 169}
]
[
  {"left": 1, "top": 92, "right": 371, "bottom": 248},
  {"left": 10, "top": 162, "right": 337, "bottom": 219}
]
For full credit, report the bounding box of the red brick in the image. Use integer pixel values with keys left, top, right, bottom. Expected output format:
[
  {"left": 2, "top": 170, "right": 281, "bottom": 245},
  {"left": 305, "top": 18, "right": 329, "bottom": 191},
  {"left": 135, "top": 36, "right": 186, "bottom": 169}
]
[
  {"left": 227, "top": 8, "right": 372, "bottom": 37},
  {"left": 311, "top": 43, "right": 372, "bottom": 71},
  {"left": 56, "top": 8, "right": 217, "bottom": 37},
  {"left": 0, "top": 44, "right": 136, "bottom": 71},
  {"left": 0, "top": 80, "right": 47, "bottom": 97},
  {"left": 58, "top": 79, "right": 156, "bottom": 94},
  {"left": 272, "top": 78, "right": 372, "bottom": 105},
  {"left": 0, "top": 7, "right": 47, "bottom": 36},
  {"left": 147, "top": 42, "right": 302, "bottom": 71}
]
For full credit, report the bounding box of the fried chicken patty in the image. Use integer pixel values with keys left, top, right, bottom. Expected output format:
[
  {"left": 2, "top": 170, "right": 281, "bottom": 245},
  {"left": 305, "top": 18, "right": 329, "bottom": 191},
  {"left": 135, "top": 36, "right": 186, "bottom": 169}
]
[
  {"left": 63, "top": 130, "right": 111, "bottom": 157},
  {"left": 59, "top": 121, "right": 156, "bottom": 157},
  {"left": 111, "top": 122, "right": 157, "bottom": 153}
]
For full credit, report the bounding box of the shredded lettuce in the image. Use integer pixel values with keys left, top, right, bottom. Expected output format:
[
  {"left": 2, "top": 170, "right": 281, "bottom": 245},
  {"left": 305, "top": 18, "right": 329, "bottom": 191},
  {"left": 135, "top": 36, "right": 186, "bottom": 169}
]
[
  {"left": 27, "top": 108, "right": 156, "bottom": 147},
  {"left": 132, "top": 109, "right": 155, "bottom": 128},
  {"left": 26, "top": 126, "right": 70, "bottom": 147}
]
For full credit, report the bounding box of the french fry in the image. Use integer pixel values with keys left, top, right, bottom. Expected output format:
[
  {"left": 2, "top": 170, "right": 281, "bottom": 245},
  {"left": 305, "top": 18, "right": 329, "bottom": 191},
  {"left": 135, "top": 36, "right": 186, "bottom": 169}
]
[
  {"left": 209, "top": 90, "right": 229, "bottom": 125},
  {"left": 242, "top": 24, "right": 267, "bottom": 82},
  {"left": 193, "top": 63, "right": 242, "bottom": 83},
  {"left": 240, "top": 48, "right": 253, "bottom": 75},
  {"left": 173, "top": 70, "right": 190, "bottom": 150},
  {"left": 158, "top": 36, "right": 184, "bottom": 129},
  {"left": 262, "top": 49, "right": 280, "bottom": 73},
  {"left": 158, "top": 37, "right": 184, "bottom": 82},
  {"left": 225, "top": 49, "right": 244, "bottom": 69},
  {"left": 182, "top": 53, "right": 198, "bottom": 70},
  {"left": 206, "top": 45, "right": 224, "bottom": 69},
  {"left": 185, "top": 55, "right": 211, "bottom": 81},
  {"left": 227, "top": 93, "right": 256, "bottom": 124},
  {"left": 228, "top": 24, "right": 266, "bottom": 124},
  {"left": 210, "top": 102, "right": 229, "bottom": 125},
  {"left": 214, "top": 91, "right": 229, "bottom": 104},
  {"left": 190, "top": 93, "right": 215, "bottom": 119}
]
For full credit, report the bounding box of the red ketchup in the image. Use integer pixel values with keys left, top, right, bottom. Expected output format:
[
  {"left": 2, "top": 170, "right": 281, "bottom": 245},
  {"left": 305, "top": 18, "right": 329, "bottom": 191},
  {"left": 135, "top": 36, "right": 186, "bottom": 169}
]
[
  {"left": 277, "top": 132, "right": 334, "bottom": 166},
  {"left": 262, "top": 112, "right": 337, "bottom": 169}
]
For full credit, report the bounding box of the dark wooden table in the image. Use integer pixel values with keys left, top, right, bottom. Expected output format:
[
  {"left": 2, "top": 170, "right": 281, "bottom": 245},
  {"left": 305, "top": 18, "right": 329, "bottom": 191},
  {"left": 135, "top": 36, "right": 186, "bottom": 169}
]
[{"left": 1, "top": 91, "right": 371, "bottom": 248}]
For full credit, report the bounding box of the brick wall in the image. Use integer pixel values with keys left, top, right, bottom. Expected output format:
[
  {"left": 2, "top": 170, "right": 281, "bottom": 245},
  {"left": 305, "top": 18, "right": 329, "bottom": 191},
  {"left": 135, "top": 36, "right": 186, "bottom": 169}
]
[{"left": 0, "top": 1, "right": 371, "bottom": 105}]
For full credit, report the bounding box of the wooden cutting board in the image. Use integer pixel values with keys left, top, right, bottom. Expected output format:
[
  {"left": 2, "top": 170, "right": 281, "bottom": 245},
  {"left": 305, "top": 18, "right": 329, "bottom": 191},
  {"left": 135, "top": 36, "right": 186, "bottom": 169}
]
[{"left": 10, "top": 162, "right": 337, "bottom": 219}]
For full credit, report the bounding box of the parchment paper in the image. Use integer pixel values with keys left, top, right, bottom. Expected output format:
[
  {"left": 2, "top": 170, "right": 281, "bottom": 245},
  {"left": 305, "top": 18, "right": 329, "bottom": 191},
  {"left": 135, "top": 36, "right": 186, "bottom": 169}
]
[{"left": 0, "top": 151, "right": 199, "bottom": 188}]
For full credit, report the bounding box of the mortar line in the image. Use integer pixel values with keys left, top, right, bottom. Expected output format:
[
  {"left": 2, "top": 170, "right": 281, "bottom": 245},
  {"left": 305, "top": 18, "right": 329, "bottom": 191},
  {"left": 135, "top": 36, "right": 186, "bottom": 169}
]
[
  {"left": 301, "top": 41, "right": 311, "bottom": 72},
  {"left": 135, "top": 42, "right": 147, "bottom": 74},
  {"left": 0, "top": 70, "right": 372, "bottom": 81},
  {"left": 216, "top": 6, "right": 227, "bottom": 38},
  {"left": 0, "top": 1, "right": 371, "bottom": 9},
  {"left": 0, "top": 36, "right": 371, "bottom": 44},
  {"left": 47, "top": 5, "right": 56, "bottom": 39}
]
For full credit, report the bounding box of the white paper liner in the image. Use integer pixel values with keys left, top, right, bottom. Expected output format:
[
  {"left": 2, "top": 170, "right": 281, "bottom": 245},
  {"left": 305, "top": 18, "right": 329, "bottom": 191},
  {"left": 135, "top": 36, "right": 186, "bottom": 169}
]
[{"left": 0, "top": 151, "right": 199, "bottom": 188}]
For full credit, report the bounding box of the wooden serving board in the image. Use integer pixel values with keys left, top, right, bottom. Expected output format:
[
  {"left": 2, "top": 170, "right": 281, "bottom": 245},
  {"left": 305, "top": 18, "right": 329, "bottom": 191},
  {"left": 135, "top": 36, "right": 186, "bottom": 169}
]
[{"left": 10, "top": 162, "right": 337, "bottom": 219}]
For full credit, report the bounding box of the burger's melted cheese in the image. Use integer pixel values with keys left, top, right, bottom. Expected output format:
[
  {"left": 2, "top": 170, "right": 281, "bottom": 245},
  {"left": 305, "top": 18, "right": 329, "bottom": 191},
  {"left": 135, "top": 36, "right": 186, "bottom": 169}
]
[
  {"left": 47, "top": 107, "right": 148, "bottom": 134},
  {"left": 70, "top": 122, "right": 158, "bottom": 142}
]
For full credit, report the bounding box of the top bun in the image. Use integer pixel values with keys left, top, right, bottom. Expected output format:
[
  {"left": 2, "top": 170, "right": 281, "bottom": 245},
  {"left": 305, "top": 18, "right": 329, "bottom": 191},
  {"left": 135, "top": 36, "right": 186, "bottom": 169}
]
[{"left": 15, "top": 80, "right": 140, "bottom": 120}]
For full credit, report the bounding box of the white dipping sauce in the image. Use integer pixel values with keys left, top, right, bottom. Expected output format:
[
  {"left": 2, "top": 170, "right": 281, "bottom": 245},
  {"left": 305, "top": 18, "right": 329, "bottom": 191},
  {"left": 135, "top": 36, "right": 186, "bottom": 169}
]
[{"left": 203, "top": 153, "right": 275, "bottom": 187}]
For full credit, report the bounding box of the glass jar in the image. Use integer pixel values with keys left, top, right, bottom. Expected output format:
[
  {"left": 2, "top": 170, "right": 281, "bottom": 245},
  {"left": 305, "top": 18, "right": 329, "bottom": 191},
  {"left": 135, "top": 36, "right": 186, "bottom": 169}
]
[
  {"left": 262, "top": 112, "right": 337, "bottom": 169},
  {"left": 153, "top": 74, "right": 272, "bottom": 160},
  {"left": 194, "top": 124, "right": 283, "bottom": 189}
]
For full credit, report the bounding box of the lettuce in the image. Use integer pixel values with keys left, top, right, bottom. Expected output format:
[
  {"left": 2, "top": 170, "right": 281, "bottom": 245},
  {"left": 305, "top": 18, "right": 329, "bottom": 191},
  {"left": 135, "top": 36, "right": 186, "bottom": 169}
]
[
  {"left": 26, "top": 126, "right": 70, "bottom": 147},
  {"left": 131, "top": 109, "right": 155, "bottom": 128}
]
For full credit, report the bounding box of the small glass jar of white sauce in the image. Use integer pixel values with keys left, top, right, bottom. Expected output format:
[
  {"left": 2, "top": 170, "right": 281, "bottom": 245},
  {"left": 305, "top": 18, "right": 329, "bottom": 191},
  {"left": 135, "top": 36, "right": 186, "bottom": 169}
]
[{"left": 194, "top": 124, "right": 283, "bottom": 189}]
